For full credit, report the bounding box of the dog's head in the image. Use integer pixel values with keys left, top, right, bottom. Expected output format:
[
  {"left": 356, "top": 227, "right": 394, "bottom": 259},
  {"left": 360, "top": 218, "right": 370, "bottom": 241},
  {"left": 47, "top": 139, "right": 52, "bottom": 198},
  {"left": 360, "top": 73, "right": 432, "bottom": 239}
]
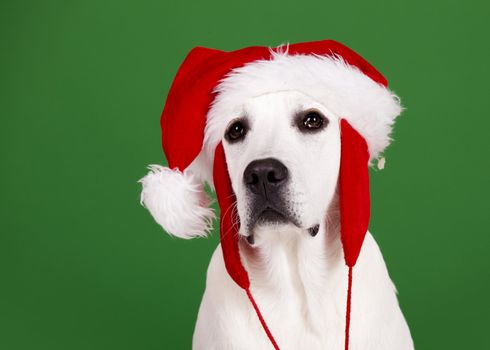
[{"left": 217, "top": 90, "right": 341, "bottom": 241}]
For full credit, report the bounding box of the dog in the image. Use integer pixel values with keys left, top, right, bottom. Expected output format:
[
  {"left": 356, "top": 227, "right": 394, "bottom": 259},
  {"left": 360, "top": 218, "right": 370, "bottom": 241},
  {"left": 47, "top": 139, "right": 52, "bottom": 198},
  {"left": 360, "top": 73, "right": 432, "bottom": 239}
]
[
  {"left": 140, "top": 41, "right": 415, "bottom": 350},
  {"left": 192, "top": 90, "right": 414, "bottom": 350}
]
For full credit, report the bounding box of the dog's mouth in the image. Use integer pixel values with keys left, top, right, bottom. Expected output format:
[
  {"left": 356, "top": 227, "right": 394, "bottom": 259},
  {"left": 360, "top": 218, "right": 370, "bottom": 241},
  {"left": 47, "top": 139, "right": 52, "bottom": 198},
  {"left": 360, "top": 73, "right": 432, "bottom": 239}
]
[
  {"left": 247, "top": 202, "right": 299, "bottom": 233},
  {"left": 245, "top": 205, "right": 318, "bottom": 245},
  {"left": 245, "top": 206, "right": 289, "bottom": 245},
  {"left": 257, "top": 206, "right": 288, "bottom": 224}
]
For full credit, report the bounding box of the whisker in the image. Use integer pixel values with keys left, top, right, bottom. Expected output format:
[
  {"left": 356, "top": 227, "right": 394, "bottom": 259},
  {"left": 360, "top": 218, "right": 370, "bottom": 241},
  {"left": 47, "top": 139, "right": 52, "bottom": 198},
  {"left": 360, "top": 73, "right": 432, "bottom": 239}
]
[{"left": 219, "top": 200, "right": 242, "bottom": 240}]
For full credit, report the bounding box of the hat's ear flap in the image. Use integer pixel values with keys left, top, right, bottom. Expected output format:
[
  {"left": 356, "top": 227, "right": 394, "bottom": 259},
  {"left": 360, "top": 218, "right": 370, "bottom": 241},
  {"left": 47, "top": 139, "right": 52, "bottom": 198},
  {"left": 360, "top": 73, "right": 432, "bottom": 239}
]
[
  {"left": 214, "top": 143, "right": 282, "bottom": 348},
  {"left": 339, "top": 119, "right": 371, "bottom": 267},
  {"left": 139, "top": 165, "right": 215, "bottom": 239},
  {"left": 213, "top": 142, "right": 250, "bottom": 289}
]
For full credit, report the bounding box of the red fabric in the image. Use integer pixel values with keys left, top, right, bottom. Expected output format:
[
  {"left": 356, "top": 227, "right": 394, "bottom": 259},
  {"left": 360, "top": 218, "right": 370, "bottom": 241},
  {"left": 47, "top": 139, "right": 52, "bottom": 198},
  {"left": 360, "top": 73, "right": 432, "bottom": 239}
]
[
  {"left": 213, "top": 142, "right": 250, "bottom": 289},
  {"left": 339, "top": 119, "right": 371, "bottom": 267},
  {"left": 160, "top": 39, "right": 387, "bottom": 171}
]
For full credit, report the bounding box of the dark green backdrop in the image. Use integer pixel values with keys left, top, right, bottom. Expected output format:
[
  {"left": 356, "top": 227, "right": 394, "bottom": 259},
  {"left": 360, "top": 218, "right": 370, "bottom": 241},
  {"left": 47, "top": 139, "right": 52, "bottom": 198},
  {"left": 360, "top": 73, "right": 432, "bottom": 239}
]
[{"left": 1, "top": 0, "right": 489, "bottom": 349}]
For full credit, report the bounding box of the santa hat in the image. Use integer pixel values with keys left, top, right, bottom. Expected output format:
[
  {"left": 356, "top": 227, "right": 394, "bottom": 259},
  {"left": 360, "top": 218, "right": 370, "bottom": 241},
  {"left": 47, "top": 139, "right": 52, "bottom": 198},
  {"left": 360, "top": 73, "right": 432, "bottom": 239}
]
[{"left": 139, "top": 39, "right": 402, "bottom": 350}]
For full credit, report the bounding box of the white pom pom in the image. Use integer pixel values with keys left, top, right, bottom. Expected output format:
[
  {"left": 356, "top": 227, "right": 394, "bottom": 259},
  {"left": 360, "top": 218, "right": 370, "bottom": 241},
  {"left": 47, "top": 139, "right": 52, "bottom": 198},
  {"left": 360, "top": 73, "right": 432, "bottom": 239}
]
[{"left": 139, "top": 165, "right": 215, "bottom": 239}]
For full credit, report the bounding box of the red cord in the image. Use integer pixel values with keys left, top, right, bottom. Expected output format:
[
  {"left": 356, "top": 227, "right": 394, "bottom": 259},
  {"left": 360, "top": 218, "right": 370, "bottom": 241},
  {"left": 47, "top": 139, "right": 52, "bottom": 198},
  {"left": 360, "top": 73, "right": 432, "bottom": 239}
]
[
  {"left": 245, "top": 288, "right": 281, "bottom": 350},
  {"left": 345, "top": 267, "right": 353, "bottom": 350},
  {"left": 246, "top": 268, "right": 353, "bottom": 350}
]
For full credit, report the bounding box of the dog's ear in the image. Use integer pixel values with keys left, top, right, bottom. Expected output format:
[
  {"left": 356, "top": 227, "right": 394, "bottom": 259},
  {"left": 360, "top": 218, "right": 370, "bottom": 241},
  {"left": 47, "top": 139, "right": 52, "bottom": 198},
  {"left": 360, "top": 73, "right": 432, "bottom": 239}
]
[{"left": 339, "top": 119, "right": 370, "bottom": 268}]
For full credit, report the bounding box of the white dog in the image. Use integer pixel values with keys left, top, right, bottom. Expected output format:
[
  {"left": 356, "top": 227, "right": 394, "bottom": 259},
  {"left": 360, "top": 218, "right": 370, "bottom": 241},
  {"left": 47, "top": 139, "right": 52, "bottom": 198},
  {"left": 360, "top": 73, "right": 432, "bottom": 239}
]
[{"left": 140, "top": 41, "right": 415, "bottom": 350}]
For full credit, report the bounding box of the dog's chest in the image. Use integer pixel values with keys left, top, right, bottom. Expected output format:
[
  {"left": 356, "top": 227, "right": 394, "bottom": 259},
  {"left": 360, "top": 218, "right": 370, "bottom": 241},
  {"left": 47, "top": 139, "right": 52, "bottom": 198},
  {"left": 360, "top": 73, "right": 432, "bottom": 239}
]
[
  {"left": 239, "top": 240, "right": 348, "bottom": 349},
  {"left": 194, "top": 235, "right": 414, "bottom": 350},
  {"left": 249, "top": 287, "right": 345, "bottom": 349}
]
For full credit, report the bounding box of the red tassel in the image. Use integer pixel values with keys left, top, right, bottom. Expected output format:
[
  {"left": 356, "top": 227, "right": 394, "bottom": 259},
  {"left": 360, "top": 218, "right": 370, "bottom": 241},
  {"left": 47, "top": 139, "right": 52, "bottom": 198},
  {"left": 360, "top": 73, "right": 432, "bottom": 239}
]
[
  {"left": 345, "top": 267, "right": 353, "bottom": 350},
  {"left": 246, "top": 288, "right": 281, "bottom": 350}
]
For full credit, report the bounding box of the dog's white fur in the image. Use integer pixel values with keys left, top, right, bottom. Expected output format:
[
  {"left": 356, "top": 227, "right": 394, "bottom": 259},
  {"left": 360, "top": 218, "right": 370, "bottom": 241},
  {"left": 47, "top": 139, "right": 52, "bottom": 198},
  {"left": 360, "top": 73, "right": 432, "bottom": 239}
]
[
  {"left": 193, "top": 90, "right": 414, "bottom": 349},
  {"left": 140, "top": 51, "right": 414, "bottom": 349}
]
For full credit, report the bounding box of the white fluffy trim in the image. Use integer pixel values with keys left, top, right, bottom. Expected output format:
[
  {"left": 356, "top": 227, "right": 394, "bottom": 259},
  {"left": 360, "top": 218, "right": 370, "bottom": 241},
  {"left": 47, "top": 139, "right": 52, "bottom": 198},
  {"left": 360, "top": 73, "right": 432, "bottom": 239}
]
[
  {"left": 204, "top": 47, "right": 403, "bottom": 163},
  {"left": 139, "top": 165, "right": 215, "bottom": 239}
]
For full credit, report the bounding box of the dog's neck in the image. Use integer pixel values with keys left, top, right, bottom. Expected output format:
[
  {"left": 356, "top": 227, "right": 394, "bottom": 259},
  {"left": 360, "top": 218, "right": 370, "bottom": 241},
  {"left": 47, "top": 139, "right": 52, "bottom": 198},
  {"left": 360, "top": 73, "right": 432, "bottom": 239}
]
[{"left": 240, "top": 193, "right": 345, "bottom": 302}]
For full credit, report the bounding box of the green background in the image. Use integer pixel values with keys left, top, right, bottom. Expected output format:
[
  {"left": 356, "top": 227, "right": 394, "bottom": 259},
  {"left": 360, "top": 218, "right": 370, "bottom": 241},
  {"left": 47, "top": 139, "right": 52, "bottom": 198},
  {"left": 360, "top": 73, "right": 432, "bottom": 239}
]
[{"left": 1, "top": 0, "right": 489, "bottom": 349}]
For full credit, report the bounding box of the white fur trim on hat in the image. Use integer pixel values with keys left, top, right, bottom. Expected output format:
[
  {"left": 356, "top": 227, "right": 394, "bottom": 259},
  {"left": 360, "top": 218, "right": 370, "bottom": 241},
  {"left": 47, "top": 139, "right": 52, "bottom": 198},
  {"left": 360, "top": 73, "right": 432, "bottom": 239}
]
[
  {"left": 204, "top": 48, "right": 403, "bottom": 164},
  {"left": 139, "top": 165, "right": 215, "bottom": 239}
]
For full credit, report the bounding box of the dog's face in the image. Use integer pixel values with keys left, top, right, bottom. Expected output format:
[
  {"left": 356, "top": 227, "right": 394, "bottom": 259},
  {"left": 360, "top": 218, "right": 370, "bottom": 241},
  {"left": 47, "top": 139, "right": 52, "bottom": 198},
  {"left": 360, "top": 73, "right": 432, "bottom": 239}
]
[{"left": 221, "top": 90, "right": 341, "bottom": 241}]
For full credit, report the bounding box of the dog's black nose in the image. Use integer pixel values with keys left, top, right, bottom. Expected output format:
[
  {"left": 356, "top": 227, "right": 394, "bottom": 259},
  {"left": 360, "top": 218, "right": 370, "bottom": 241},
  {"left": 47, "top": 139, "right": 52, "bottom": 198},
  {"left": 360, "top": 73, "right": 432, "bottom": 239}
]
[{"left": 243, "top": 158, "right": 289, "bottom": 197}]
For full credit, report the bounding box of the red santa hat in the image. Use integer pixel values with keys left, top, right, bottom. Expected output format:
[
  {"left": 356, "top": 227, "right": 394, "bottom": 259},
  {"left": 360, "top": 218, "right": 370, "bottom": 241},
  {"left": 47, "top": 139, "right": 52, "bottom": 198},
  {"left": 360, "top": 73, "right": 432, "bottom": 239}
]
[{"left": 139, "top": 39, "right": 402, "bottom": 350}]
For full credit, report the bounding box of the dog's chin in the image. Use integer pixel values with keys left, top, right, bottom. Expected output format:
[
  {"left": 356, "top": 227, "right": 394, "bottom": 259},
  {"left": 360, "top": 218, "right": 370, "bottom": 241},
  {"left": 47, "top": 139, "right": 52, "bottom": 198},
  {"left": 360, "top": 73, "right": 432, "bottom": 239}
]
[
  {"left": 243, "top": 208, "right": 302, "bottom": 244},
  {"left": 256, "top": 208, "right": 289, "bottom": 225},
  {"left": 248, "top": 207, "right": 294, "bottom": 232}
]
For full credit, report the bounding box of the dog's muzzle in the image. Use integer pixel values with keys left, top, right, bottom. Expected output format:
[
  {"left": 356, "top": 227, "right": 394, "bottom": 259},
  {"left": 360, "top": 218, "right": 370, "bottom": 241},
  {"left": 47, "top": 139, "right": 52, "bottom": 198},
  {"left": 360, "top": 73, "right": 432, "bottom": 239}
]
[{"left": 243, "top": 158, "right": 298, "bottom": 231}]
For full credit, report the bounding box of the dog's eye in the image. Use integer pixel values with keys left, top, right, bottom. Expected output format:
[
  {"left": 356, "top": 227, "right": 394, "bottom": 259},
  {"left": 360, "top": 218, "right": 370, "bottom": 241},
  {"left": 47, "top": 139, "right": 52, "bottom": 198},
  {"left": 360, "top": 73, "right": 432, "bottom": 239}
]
[
  {"left": 297, "top": 110, "right": 328, "bottom": 132},
  {"left": 225, "top": 120, "right": 248, "bottom": 143}
]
